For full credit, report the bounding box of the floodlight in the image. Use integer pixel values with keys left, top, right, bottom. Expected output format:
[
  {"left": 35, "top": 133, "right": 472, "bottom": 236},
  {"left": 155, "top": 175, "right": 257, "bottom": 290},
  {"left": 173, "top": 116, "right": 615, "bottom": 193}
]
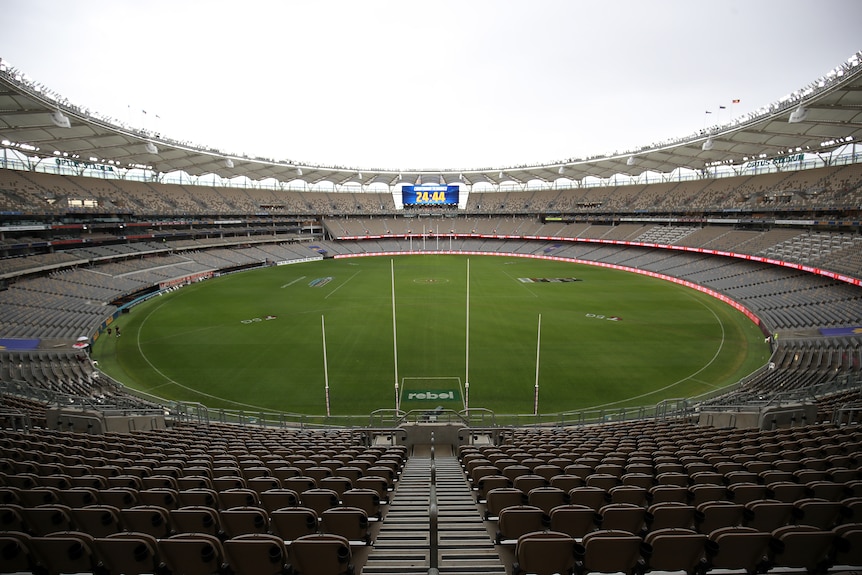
[
  {"left": 701, "top": 138, "right": 715, "bottom": 151},
  {"left": 626, "top": 156, "right": 636, "bottom": 166},
  {"left": 50, "top": 110, "right": 71, "bottom": 128},
  {"left": 558, "top": 166, "right": 564, "bottom": 174},
  {"left": 788, "top": 106, "right": 808, "bottom": 123},
  {"left": 223, "top": 158, "right": 234, "bottom": 168},
  {"left": 297, "top": 168, "right": 303, "bottom": 176},
  {"left": 145, "top": 142, "right": 159, "bottom": 154}
]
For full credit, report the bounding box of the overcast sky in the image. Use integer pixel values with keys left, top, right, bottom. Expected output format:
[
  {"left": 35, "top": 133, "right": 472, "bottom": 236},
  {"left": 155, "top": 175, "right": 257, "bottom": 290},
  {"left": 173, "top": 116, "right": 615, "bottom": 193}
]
[{"left": 1, "top": 0, "right": 860, "bottom": 171}]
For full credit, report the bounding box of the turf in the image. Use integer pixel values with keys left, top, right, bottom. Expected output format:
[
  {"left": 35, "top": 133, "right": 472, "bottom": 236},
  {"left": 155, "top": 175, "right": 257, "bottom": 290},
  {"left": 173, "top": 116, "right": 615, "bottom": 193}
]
[{"left": 92, "top": 255, "right": 770, "bottom": 417}]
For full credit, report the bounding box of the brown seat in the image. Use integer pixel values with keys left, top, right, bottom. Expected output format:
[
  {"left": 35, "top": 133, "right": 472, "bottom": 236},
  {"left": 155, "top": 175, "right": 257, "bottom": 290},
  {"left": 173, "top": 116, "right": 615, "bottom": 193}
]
[
  {"left": 644, "top": 528, "right": 708, "bottom": 575},
  {"left": 223, "top": 533, "right": 290, "bottom": 575},
  {"left": 581, "top": 529, "right": 647, "bottom": 575},
  {"left": 288, "top": 533, "right": 354, "bottom": 575},
  {"left": 512, "top": 530, "right": 578, "bottom": 575}
]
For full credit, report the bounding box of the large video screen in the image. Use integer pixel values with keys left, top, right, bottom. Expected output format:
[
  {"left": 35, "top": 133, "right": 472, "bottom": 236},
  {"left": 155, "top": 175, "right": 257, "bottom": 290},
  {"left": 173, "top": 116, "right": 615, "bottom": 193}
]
[{"left": 402, "top": 184, "right": 459, "bottom": 206}]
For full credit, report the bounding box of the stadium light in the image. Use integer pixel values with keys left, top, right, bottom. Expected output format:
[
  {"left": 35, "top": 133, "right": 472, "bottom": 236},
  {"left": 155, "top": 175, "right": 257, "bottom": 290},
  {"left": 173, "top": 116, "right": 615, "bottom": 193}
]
[
  {"left": 701, "top": 138, "right": 715, "bottom": 151},
  {"left": 223, "top": 158, "right": 234, "bottom": 169},
  {"left": 626, "top": 156, "right": 637, "bottom": 166},
  {"left": 788, "top": 106, "right": 808, "bottom": 123},
  {"left": 50, "top": 110, "right": 71, "bottom": 129},
  {"left": 145, "top": 142, "right": 159, "bottom": 155}
]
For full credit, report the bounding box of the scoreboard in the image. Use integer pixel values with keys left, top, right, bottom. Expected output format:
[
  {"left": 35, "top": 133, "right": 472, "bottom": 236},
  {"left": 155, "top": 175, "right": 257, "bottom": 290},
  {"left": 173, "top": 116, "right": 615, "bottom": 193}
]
[{"left": 402, "top": 185, "right": 459, "bottom": 206}]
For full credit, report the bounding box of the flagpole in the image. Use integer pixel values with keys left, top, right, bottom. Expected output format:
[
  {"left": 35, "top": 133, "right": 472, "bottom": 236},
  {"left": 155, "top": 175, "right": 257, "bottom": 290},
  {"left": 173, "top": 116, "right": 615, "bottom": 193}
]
[
  {"left": 534, "top": 313, "right": 541, "bottom": 416},
  {"left": 321, "top": 315, "right": 331, "bottom": 417},
  {"left": 391, "top": 259, "right": 400, "bottom": 412},
  {"left": 464, "top": 257, "right": 470, "bottom": 415}
]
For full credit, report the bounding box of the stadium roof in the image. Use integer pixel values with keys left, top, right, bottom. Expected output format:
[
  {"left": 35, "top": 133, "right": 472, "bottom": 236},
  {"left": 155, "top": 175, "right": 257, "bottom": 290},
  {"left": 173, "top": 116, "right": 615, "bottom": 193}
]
[{"left": 1, "top": 51, "right": 861, "bottom": 189}]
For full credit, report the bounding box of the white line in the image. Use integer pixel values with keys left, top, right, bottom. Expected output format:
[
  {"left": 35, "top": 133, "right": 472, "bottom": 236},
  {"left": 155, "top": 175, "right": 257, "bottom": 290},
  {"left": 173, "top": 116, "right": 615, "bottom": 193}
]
[
  {"left": 325, "top": 270, "right": 361, "bottom": 299},
  {"left": 586, "top": 293, "right": 728, "bottom": 411},
  {"left": 281, "top": 276, "right": 306, "bottom": 288}
]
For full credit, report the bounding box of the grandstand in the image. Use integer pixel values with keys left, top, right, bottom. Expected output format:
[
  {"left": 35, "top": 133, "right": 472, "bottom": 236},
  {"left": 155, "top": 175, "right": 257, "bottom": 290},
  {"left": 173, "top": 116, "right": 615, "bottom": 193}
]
[{"left": 1, "top": 52, "right": 862, "bottom": 575}]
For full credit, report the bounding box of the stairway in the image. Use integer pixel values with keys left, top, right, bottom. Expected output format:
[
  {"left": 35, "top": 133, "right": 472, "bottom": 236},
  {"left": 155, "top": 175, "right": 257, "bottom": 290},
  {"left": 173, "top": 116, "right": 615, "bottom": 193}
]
[{"left": 362, "top": 450, "right": 506, "bottom": 575}]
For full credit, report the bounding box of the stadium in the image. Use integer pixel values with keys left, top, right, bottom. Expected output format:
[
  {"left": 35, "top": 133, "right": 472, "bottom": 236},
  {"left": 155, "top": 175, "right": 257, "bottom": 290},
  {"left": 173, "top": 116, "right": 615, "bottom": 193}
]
[{"left": 1, "top": 39, "right": 862, "bottom": 575}]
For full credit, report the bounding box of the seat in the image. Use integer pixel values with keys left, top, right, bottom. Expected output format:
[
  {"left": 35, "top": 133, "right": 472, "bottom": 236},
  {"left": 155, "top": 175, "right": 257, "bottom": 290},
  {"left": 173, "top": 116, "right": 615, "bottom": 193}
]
[
  {"left": 69, "top": 505, "right": 123, "bottom": 537},
  {"left": 768, "top": 525, "right": 835, "bottom": 574},
  {"left": 341, "top": 488, "right": 381, "bottom": 520},
  {"left": 485, "top": 487, "right": 527, "bottom": 519},
  {"left": 586, "top": 473, "right": 620, "bottom": 491},
  {"left": 806, "top": 480, "right": 850, "bottom": 502},
  {"left": 177, "top": 487, "right": 220, "bottom": 508},
  {"left": 512, "top": 530, "right": 578, "bottom": 575},
  {"left": 219, "top": 506, "right": 270, "bottom": 538},
  {"left": 320, "top": 476, "right": 353, "bottom": 498},
  {"left": 548, "top": 504, "right": 599, "bottom": 540},
  {"left": 0, "top": 504, "right": 27, "bottom": 532},
  {"left": 99, "top": 487, "right": 139, "bottom": 509},
  {"left": 528, "top": 486, "right": 569, "bottom": 514},
  {"left": 742, "top": 499, "right": 795, "bottom": 532},
  {"left": 832, "top": 523, "right": 862, "bottom": 568},
  {"left": 695, "top": 500, "right": 744, "bottom": 534},
  {"left": 567, "top": 486, "right": 608, "bottom": 511},
  {"left": 93, "top": 532, "right": 161, "bottom": 575},
  {"left": 581, "top": 529, "right": 647, "bottom": 575},
  {"left": 0, "top": 531, "right": 34, "bottom": 573},
  {"left": 496, "top": 505, "right": 548, "bottom": 544},
  {"left": 270, "top": 506, "right": 319, "bottom": 542},
  {"left": 288, "top": 533, "right": 354, "bottom": 575},
  {"left": 247, "top": 476, "right": 282, "bottom": 495},
  {"left": 727, "top": 482, "right": 769, "bottom": 504},
  {"left": 706, "top": 526, "right": 771, "bottom": 574},
  {"left": 688, "top": 483, "right": 729, "bottom": 506},
  {"left": 136, "top": 487, "right": 179, "bottom": 509},
  {"left": 260, "top": 488, "right": 301, "bottom": 513},
  {"left": 223, "top": 533, "right": 290, "bottom": 575},
  {"left": 793, "top": 497, "right": 847, "bottom": 529},
  {"left": 301, "top": 488, "right": 341, "bottom": 516},
  {"left": 218, "top": 487, "right": 260, "bottom": 509},
  {"left": 58, "top": 486, "right": 100, "bottom": 508},
  {"left": 647, "top": 501, "right": 697, "bottom": 531},
  {"left": 608, "top": 485, "right": 648, "bottom": 506},
  {"left": 644, "top": 528, "right": 708, "bottom": 575},
  {"left": 768, "top": 480, "right": 809, "bottom": 503},
  {"left": 321, "top": 506, "right": 371, "bottom": 545},
  {"left": 514, "top": 474, "right": 548, "bottom": 494},
  {"left": 120, "top": 505, "right": 174, "bottom": 538},
  {"left": 170, "top": 505, "right": 222, "bottom": 537},
  {"left": 282, "top": 476, "right": 318, "bottom": 494},
  {"left": 597, "top": 503, "right": 648, "bottom": 535},
  {"left": 29, "top": 532, "right": 98, "bottom": 575},
  {"left": 21, "top": 503, "right": 74, "bottom": 535},
  {"left": 158, "top": 533, "right": 228, "bottom": 575},
  {"left": 354, "top": 476, "right": 389, "bottom": 503},
  {"left": 549, "top": 474, "right": 584, "bottom": 493},
  {"left": 649, "top": 485, "right": 689, "bottom": 504}
]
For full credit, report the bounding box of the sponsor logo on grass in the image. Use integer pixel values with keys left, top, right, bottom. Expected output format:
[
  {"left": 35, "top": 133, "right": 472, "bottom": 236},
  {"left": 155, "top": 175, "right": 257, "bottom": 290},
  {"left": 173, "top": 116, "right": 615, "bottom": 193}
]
[
  {"left": 309, "top": 277, "right": 333, "bottom": 287},
  {"left": 406, "top": 390, "right": 459, "bottom": 401},
  {"left": 586, "top": 313, "right": 621, "bottom": 321},
  {"left": 240, "top": 315, "right": 278, "bottom": 324},
  {"left": 518, "top": 277, "right": 582, "bottom": 283}
]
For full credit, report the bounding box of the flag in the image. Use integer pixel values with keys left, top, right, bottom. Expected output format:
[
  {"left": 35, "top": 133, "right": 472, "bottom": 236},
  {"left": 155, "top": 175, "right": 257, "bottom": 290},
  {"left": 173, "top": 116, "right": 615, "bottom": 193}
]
[
  {"left": 732, "top": 99, "right": 740, "bottom": 103},
  {"left": 719, "top": 105, "right": 726, "bottom": 109},
  {"left": 705, "top": 110, "right": 712, "bottom": 114}
]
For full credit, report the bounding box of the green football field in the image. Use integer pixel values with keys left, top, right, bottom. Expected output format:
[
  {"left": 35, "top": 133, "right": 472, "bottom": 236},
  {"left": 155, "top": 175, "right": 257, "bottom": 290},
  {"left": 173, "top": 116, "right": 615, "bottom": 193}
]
[{"left": 92, "top": 255, "right": 770, "bottom": 417}]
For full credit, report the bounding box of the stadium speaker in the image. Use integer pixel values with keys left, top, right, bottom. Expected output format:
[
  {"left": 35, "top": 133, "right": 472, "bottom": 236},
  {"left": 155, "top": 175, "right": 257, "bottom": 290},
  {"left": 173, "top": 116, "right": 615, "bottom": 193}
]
[
  {"left": 145, "top": 142, "right": 159, "bottom": 155},
  {"left": 50, "top": 110, "right": 71, "bottom": 128},
  {"left": 701, "top": 138, "right": 715, "bottom": 151},
  {"left": 223, "top": 158, "right": 234, "bottom": 168},
  {"left": 788, "top": 106, "right": 808, "bottom": 123}
]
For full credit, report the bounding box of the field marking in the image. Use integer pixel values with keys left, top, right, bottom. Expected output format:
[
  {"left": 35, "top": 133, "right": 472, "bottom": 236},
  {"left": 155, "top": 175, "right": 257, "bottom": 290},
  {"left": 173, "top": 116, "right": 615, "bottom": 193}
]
[
  {"left": 281, "top": 276, "right": 306, "bottom": 288},
  {"left": 134, "top": 293, "right": 291, "bottom": 411},
  {"left": 324, "top": 270, "right": 361, "bottom": 299},
  {"left": 501, "top": 269, "right": 539, "bottom": 297},
  {"left": 586, "top": 293, "right": 727, "bottom": 411}
]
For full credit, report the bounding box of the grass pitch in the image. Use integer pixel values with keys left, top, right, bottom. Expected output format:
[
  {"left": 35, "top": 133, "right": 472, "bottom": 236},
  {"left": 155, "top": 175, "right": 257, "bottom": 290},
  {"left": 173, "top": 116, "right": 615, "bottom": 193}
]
[{"left": 93, "top": 255, "right": 770, "bottom": 416}]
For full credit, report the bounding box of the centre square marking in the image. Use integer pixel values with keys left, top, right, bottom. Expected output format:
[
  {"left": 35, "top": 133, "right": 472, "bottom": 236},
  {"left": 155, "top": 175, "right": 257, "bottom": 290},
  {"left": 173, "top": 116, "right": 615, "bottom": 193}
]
[{"left": 413, "top": 278, "right": 450, "bottom": 284}]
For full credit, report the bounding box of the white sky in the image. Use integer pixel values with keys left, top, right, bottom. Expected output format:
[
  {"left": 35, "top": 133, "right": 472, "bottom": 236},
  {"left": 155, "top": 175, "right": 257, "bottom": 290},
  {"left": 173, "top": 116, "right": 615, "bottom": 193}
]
[{"left": 1, "top": 0, "right": 861, "bottom": 171}]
